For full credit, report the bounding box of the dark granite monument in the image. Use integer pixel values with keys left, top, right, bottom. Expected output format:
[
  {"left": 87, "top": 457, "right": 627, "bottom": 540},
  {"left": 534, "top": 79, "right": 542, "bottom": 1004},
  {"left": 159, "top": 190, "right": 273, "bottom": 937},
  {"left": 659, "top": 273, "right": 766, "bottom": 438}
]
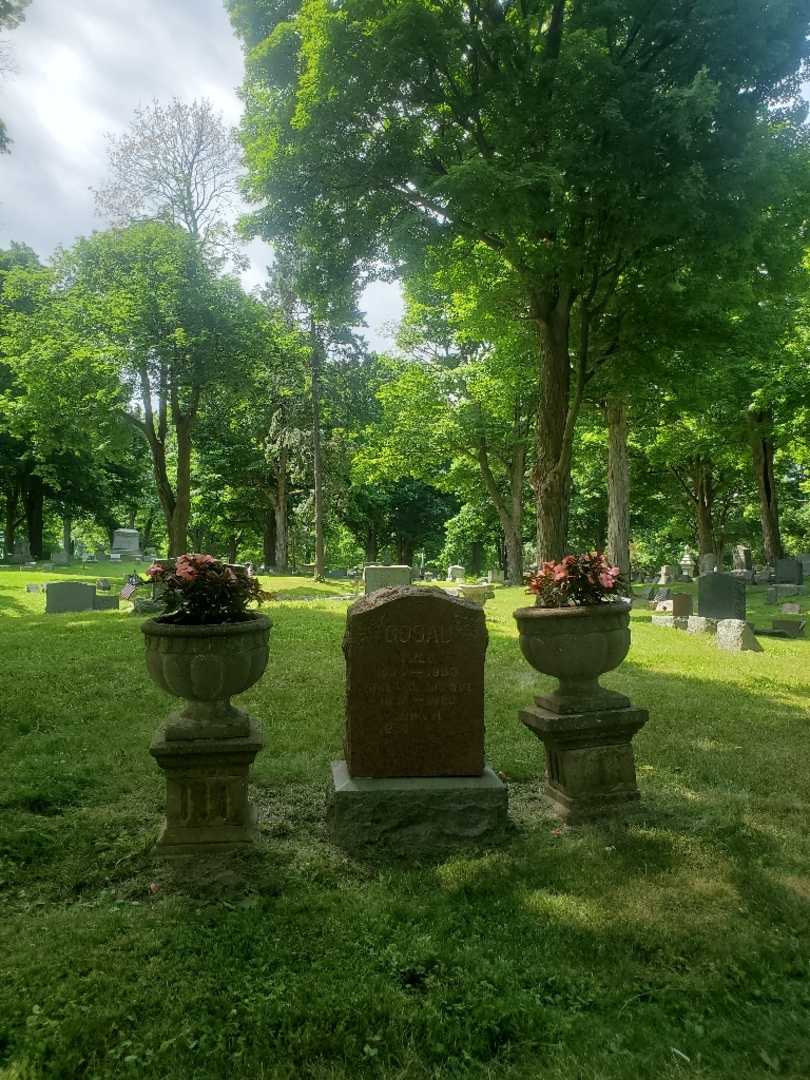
[
  {"left": 697, "top": 572, "right": 745, "bottom": 622},
  {"left": 775, "top": 558, "right": 804, "bottom": 585},
  {"left": 330, "top": 587, "right": 507, "bottom": 848}
]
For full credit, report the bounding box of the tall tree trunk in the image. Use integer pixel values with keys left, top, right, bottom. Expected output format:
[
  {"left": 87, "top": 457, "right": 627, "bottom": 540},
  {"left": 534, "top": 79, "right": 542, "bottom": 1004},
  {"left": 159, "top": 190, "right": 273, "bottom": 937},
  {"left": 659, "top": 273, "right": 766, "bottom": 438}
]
[
  {"left": 693, "top": 460, "right": 715, "bottom": 556},
  {"left": 141, "top": 511, "right": 155, "bottom": 552},
  {"left": 275, "top": 447, "right": 288, "bottom": 572},
  {"left": 534, "top": 308, "right": 574, "bottom": 562},
  {"left": 748, "top": 410, "right": 782, "bottom": 564},
  {"left": 605, "top": 398, "right": 631, "bottom": 580},
  {"left": 310, "top": 328, "right": 325, "bottom": 579},
  {"left": 4, "top": 478, "right": 20, "bottom": 554},
  {"left": 475, "top": 421, "right": 525, "bottom": 586},
  {"left": 263, "top": 510, "right": 277, "bottom": 569},
  {"left": 171, "top": 422, "right": 192, "bottom": 556},
  {"left": 24, "top": 473, "right": 44, "bottom": 559},
  {"left": 227, "top": 535, "right": 239, "bottom": 564},
  {"left": 470, "top": 540, "right": 483, "bottom": 577},
  {"left": 62, "top": 515, "right": 72, "bottom": 557},
  {"left": 365, "top": 527, "right": 377, "bottom": 564},
  {"left": 127, "top": 508, "right": 136, "bottom": 529}
]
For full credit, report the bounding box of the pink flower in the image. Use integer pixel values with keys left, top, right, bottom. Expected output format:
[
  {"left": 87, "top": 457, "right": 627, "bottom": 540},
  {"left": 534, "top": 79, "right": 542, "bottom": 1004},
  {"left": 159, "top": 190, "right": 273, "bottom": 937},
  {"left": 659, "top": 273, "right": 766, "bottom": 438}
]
[
  {"left": 553, "top": 566, "right": 568, "bottom": 582},
  {"left": 146, "top": 563, "right": 161, "bottom": 578},
  {"left": 599, "top": 572, "right": 615, "bottom": 588}
]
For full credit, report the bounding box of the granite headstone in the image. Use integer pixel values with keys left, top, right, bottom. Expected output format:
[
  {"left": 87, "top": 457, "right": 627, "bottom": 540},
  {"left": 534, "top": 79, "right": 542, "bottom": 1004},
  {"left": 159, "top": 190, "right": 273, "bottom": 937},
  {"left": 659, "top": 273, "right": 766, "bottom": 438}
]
[
  {"left": 343, "top": 586, "right": 487, "bottom": 777},
  {"left": 697, "top": 572, "right": 745, "bottom": 621}
]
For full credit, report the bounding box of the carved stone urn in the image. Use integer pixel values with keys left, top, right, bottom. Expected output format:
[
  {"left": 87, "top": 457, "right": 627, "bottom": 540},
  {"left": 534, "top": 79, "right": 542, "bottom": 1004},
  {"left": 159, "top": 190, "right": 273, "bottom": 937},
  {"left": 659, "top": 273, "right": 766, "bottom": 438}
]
[
  {"left": 512, "top": 601, "right": 631, "bottom": 714},
  {"left": 141, "top": 613, "right": 271, "bottom": 853},
  {"left": 513, "top": 601, "right": 647, "bottom": 823}
]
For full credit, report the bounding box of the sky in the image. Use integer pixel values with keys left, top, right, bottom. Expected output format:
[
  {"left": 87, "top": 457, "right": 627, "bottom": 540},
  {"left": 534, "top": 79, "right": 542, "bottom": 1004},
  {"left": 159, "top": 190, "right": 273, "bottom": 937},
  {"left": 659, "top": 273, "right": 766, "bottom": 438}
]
[{"left": 0, "top": 0, "right": 404, "bottom": 349}]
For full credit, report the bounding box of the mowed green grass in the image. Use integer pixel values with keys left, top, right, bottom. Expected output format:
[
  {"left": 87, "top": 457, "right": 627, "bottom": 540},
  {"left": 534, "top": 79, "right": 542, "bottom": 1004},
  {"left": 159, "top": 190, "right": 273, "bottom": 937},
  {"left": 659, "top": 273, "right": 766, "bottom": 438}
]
[{"left": 1, "top": 568, "right": 809, "bottom": 1079}]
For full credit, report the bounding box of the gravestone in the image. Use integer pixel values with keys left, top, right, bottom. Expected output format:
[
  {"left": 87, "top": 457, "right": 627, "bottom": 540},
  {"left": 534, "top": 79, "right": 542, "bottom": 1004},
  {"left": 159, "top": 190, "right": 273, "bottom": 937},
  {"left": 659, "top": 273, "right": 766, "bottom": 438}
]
[
  {"left": 330, "top": 586, "right": 507, "bottom": 848},
  {"left": 45, "top": 582, "right": 96, "bottom": 614},
  {"left": 698, "top": 553, "right": 718, "bottom": 575},
  {"left": 651, "top": 615, "right": 688, "bottom": 629},
  {"left": 95, "top": 548, "right": 108, "bottom": 561},
  {"left": 447, "top": 564, "right": 466, "bottom": 582},
  {"left": 111, "top": 528, "right": 141, "bottom": 557},
  {"left": 770, "top": 619, "right": 805, "bottom": 639},
  {"left": 671, "top": 594, "right": 693, "bottom": 617},
  {"left": 487, "top": 569, "right": 505, "bottom": 584},
  {"left": 657, "top": 564, "right": 676, "bottom": 585},
  {"left": 96, "top": 578, "right": 111, "bottom": 591},
  {"left": 93, "top": 594, "right": 120, "bottom": 611},
  {"left": 799, "top": 553, "right": 810, "bottom": 577},
  {"left": 768, "top": 584, "right": 799, "bottom": 604},
  {"left": 697, "top": 573, "right": 745, "bottom": 621},
  {"left": 25, "top": 583, "right": 42, "bottom": 593},
  {"left": 781, "top": 602, "right": 801, "bottom": 615},
  {"left": 687, "top": 616, "right": 717, "bottom": 634},
  {"left": 775, "top": 558, "right": 803, "bottom": 585},
  {"left": 679, "top": 547, "right": 697, "bottom": 579},
  {"left": 51, "top": 550, "right": 71, "bottom": 566},
  {"left": 716, "top": 619, "right": 762, "bottom": 653},
  {"left": 732, "top": 545, "right": 753, "bottom": 572},
  {"left": 363, "top": 564, "right": 412, "bottom": 595}
]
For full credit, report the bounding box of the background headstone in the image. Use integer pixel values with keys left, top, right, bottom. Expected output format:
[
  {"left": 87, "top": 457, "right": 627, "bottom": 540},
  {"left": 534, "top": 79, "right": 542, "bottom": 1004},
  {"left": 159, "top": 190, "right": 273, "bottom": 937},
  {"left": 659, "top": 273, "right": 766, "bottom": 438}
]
[
  {"left": 671, "top": 594, "right": 693, "bottom": 617},
  {"left": 343, "top": 586, "right": 487, "bottom": 777},
  {"left": 363, "top": 564, "right": 413, "bottom": 595},
  {"left": 45, "top": 582, "right": 96, "bottom": 614},
  {"left": 657, "top": 564, "right": 676, "bottom": 585},
  {"left": 732, "top": 545, "right": 753, "bottom": 571},
  {"left": 698, "top": 553, "right": 718, "bottom": 575},
  {"left": 487, "top": 569, "right": 505, "bottom": 584},
  {"left": 111, "top": 528, "right": 142, "bottom": 556},
  {"left": 447, "top": 564, "right": 466, "bottom": 582},
  {"left": 698, "top": 573, "right": 745, "bottom": 621},
  {"left": 687, "top": 616, "right": 717, "bottom": 634},
  {"left": 775, "top": 558, "right": 803, "bottom": 585}
]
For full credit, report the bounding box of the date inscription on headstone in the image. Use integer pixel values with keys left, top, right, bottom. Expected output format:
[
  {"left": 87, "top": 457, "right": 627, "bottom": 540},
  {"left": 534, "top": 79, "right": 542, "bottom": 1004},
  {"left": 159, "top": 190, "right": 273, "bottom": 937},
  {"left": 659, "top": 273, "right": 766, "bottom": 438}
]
[{"left": 343, "top": 586, "right": 487, "bottom": 778}]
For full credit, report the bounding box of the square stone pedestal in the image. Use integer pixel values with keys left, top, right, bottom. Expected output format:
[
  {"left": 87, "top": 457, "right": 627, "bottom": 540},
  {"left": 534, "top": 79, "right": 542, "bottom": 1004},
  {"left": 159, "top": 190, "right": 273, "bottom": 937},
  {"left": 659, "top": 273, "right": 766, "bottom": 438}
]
[
  {"left": 520, "top": 704, "right": 648, "bottom": 824},
  {"left": 328, "top": 761, "right": 508, "bottom": 851},
  {"left": 150, "top": 717, "right": 264, "bottom": 854}
]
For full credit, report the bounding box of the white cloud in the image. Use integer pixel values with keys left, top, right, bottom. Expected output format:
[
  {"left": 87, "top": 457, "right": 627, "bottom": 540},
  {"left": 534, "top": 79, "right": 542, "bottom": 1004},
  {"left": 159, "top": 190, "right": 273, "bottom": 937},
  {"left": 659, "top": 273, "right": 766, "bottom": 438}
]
[{"left": 0, "top": 0, "right": 401, "bottom": 345}]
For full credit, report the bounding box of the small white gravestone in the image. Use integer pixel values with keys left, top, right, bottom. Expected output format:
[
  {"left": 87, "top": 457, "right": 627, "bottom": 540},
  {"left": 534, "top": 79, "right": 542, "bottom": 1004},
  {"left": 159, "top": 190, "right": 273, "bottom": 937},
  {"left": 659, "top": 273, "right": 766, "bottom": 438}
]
[{"left": 447, "top": 565, "right": 466, "bottom": 582}]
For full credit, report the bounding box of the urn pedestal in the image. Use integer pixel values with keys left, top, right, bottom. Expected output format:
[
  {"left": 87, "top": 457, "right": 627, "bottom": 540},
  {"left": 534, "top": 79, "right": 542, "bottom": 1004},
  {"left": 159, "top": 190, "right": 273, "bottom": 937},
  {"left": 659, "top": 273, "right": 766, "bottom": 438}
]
[
  {"left": 142, "top": 613, "right": 271, "bottom": 853},
  {"left": 513, "top": 602, "right": 647, "bottom": 822}
]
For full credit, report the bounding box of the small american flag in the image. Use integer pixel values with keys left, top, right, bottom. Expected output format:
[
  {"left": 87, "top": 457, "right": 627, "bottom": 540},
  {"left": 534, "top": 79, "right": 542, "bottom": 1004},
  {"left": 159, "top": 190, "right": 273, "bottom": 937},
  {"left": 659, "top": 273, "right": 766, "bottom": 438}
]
[{"left": 121, "top": 582, "right": 138, "bottom": 600}]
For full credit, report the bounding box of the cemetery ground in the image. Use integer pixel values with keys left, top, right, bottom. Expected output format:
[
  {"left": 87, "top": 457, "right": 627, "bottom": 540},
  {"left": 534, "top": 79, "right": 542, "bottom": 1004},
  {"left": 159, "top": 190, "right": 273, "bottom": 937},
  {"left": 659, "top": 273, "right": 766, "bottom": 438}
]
[{"left": 1, "top": 571, "right": 809, "bottom": 1080}]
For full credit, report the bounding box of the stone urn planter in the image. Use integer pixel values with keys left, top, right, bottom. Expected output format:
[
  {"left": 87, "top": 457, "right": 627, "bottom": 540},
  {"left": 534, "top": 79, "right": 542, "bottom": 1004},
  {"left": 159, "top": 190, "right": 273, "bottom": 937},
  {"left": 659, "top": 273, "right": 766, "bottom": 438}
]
[
  {"left": 513, "top": 601, "right": 631, "bottom": 714},
  {"left": 142, "top": 612, "right": 271, "bottom": 853},
  {"left": 513, "top": 600, "right": 647, "bottom": 823},
  {"left": 142, "top": 613, "right": 271, "bottom": 739}
]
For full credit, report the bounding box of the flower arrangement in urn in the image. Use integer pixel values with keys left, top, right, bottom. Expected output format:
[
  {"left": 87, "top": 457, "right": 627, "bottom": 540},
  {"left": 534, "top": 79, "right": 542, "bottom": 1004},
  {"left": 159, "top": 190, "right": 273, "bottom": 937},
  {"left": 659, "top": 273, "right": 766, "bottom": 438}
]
[
  {"left": 147, "top": 554, "right": 272, "bottom": 624},
  {"left": 527, "top": 552, "right": 626, "bottom": 608},
  {"left": 515, "top": 552, "right": 631, "bottom": 714}
]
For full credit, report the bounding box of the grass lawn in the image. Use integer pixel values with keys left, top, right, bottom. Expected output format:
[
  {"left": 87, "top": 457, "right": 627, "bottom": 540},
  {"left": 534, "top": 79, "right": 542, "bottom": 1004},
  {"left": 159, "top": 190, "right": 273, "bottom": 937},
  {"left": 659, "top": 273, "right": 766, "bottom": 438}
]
[{"left": 1, "top": 568, "right": 809, "bottom": 1079}]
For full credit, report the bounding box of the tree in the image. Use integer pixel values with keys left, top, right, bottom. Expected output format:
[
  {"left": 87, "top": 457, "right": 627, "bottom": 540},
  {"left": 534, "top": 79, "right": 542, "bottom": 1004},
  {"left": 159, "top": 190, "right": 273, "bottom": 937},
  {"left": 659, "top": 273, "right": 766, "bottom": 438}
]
[
  {"left": 93, "top": 98, "right": 243, "bottom": 263},
  {"left": 230, "top": 0, "right": 810, "bottom": 560},
  {"left": 0, "top": 0, "right": 29, "bottom": 153},
  {"left": 6, "top": 223, "right": 267, "bottom": 555}
]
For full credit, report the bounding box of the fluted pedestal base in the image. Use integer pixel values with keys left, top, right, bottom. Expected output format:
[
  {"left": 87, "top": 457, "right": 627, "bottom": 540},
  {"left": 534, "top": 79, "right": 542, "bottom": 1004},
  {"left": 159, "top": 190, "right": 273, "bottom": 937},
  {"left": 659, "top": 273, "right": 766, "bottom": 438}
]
[
  {"left": 150, "top": 716, "right": 264, "bottom": 854},
  {"left": 520, "top": 704, "right": 647, "bottom": 824}
]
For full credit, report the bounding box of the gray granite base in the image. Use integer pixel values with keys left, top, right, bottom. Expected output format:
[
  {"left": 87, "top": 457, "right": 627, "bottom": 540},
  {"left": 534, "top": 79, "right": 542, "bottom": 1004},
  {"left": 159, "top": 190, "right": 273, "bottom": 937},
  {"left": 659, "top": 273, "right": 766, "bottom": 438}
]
[{"left": 328, "top": 761, "right": 508, "bottom": 850}]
